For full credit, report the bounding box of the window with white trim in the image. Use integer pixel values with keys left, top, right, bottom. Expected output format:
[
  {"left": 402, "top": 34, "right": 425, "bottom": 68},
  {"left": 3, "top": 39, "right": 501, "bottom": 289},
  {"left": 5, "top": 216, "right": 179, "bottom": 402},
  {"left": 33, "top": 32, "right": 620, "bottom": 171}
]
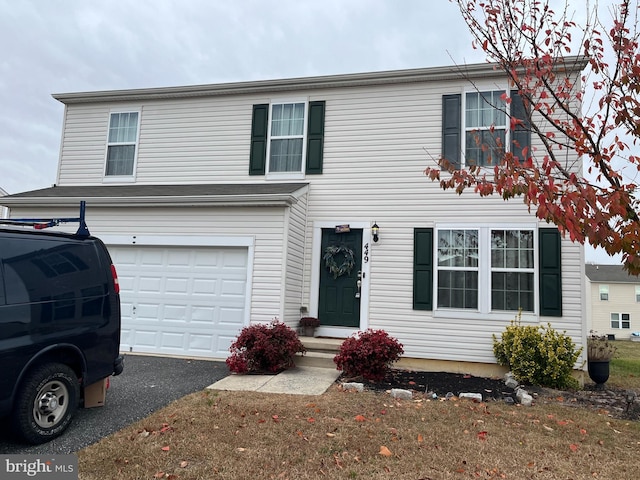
[
  {"left": 105, "top": 111, "right": 139, "bottom": 177},
  {"left": 611, "top": 312, "right": 630, "bottom": 329},
  {"left": 599, "top": 284, "right": 609, "bottom": 301},
  {"left": 635, "top": 285, "right": 640, "bottom": 302},
  {"left": 465, "top": 90, "right": 506, "bottom": 167},
  {"left": 268, "top": 102, "right": 306, "bottom": 173},
  {"left": 490, "top": 229, "right": 535, "bottom": 311},
  {"left": 437, "top": 229, "right": 479, "bottom": 309},
  {"left": 435, "top": 226, "right": 535, "bottom": 313}
]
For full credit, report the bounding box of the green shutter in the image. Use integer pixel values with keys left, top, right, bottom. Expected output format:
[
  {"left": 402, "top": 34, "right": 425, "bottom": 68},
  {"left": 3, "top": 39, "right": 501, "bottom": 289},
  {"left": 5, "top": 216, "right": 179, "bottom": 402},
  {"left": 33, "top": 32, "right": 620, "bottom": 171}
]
[
  {"left": 442, "top": 94, "right": 461, "bottom": 169},
  {"left": 249, "top": 104, "right": 268, "bottom": 175},
  {"left": 306, "top": 100, "right": 325, "bottom": 174},
  {"left": 413, "top": 228, "right": 434, "bottom": 310},
  {"left": 539, "top": 228, "right": 562, "bottom": 316},
  {"left": 510, "top": 90, "right": 531, "bottom": 162}
]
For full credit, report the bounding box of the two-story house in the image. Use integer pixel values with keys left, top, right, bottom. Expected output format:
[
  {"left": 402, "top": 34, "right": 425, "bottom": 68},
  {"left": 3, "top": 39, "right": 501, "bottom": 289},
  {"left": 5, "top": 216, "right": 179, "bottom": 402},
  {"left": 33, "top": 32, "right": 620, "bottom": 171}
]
[
  {"left": 1, "top": 58, "right": 588, "bottom": 376},
  {"left": 586, "top": 264, "right": 640, "bottom": 340}
]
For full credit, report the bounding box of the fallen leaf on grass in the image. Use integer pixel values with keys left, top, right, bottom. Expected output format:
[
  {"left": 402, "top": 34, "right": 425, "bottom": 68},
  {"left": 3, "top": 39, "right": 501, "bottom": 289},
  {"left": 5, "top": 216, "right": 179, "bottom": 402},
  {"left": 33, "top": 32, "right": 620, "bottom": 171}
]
[
  {"left": 161, "top": 446, "right": 170, "bottom": 452},
  {"left": 307, "top": 417, "right": 316, "bottom": 423},
  {"left": 379, "top": 446, "right": 393, "bottom": 457},
  {"left": 477, "top": 431, "right": 488, "bottom": 441},
  {"left": 354, "top": 415, "right": 367, "bottom": 422},
  {"left": 180, "top": 461, "right": 189, "bottom": 468},
  {"left": 154, "top": 472, "right": 164, "bottom": 479},
  {"left": 417, "top": 434, "right": 424, "bottom": 443},
  {"left": 569, "top": 444, "right": 579, "bottom": 452}
]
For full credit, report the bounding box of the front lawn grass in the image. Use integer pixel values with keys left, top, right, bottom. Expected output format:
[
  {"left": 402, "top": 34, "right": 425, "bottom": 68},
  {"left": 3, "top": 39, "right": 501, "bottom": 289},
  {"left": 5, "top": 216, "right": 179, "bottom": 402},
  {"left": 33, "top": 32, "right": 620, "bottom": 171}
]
[
  {"left": 609, "top": 340, "right": 640, "bottom": 390},
  {"left": 79, "top": 389, "right": 640, "bottom": 479}
]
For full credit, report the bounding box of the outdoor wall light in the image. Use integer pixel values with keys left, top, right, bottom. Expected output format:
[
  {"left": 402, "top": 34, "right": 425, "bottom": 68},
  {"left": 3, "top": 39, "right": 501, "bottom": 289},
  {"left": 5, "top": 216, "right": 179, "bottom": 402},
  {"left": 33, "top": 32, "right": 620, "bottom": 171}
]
[{"left": 372, "top": 222, "right": 380, "bottom": 242}]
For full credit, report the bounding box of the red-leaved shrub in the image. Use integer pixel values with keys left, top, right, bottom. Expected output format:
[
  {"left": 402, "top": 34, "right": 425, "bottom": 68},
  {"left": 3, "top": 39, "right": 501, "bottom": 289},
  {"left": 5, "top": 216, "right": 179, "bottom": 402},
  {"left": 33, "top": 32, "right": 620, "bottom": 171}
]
[
  {"left": 226, "top": 321, "right": 305, "bottom": 374},
  {"left": 334, "top": 329, "right": 404, "bottom": 381}
]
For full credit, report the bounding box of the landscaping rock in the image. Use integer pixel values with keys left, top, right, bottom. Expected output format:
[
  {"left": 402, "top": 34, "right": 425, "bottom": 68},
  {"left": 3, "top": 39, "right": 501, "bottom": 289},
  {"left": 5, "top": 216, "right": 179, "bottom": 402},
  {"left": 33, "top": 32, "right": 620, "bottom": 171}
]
[
  {"left": 520, "top": 393, "right": 534, "bottom": 407},
  {"left": 459, "top": 392, "right": 483, "bottom": 401},
  {"left": 342, "top": 382, "right": 364, "bottom": 392},
  {"left": 390, "top": 388, "right": 413, "bottom": 400},
  {"left": 504, "top": 372, "right": 519, "bottom": 389}
]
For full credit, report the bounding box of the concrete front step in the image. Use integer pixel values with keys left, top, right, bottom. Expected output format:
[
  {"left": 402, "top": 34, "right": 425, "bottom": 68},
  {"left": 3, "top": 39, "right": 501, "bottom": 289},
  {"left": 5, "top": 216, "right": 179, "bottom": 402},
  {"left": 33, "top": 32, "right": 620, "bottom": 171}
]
[{"left": 296, "top": 336, "right": 343, "bottom": 368}]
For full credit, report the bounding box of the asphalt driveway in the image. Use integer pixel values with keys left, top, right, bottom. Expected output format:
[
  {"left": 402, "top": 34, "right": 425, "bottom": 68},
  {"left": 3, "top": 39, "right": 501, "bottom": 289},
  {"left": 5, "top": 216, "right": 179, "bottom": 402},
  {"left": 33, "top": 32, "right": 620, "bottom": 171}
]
[{"left": 0, "top": 354, "right": 229, "bottom": 454}]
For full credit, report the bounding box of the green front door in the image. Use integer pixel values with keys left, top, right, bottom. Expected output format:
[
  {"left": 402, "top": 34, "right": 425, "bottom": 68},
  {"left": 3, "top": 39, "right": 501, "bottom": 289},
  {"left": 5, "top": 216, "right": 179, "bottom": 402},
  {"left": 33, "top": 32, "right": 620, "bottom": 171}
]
[{"left": 318, "top": 228, "right": 362, "bottom": 327}]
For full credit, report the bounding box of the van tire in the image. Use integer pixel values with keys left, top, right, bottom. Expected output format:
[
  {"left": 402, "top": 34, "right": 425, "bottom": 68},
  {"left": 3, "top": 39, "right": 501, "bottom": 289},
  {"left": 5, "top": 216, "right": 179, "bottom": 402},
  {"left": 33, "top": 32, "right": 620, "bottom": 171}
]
[{"left": 12, "top": 363, "right": 79, "bottom": 444}]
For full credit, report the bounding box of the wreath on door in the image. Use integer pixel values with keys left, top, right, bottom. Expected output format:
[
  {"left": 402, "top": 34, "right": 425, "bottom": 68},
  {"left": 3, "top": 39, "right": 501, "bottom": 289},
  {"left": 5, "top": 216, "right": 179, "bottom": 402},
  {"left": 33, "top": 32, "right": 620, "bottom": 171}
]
[{"left": 323, "top": 244, "right": 356, "bottom": 279}]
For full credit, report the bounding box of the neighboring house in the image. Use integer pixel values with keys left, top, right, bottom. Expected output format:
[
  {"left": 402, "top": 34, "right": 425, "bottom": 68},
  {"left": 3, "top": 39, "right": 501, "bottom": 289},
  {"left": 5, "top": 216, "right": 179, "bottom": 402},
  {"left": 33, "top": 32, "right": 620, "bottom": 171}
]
[
  {"left": 0, "top": 58, "right": 588, "bottom": 375},
  {"left": 585, "top": 264, "right": 640, "bottom": 339}
]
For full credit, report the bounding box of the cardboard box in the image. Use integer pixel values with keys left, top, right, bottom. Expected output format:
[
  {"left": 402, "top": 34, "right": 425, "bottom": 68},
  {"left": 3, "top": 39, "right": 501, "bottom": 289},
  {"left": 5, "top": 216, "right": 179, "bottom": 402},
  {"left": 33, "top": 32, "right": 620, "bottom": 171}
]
[{"left": 84, "top": 378, "right": 108, "bottom": 408}]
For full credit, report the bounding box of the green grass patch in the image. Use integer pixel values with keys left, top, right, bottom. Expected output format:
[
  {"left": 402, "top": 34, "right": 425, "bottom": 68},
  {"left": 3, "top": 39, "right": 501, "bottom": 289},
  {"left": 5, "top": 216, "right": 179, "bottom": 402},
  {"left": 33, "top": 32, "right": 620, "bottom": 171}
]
[{"left": 609, "top": 340, "right": 640, "bottom": 389}]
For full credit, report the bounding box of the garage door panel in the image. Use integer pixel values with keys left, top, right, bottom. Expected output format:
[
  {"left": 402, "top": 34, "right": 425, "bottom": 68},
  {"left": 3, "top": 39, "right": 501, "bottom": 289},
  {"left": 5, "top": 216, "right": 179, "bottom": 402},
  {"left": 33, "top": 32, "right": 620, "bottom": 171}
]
[
  {"left": 139, "top": 250, "right": 164, "bottom": 266},
  {"left": 219, "top": 308, "right": 244, "bottom": 326},
  {"left": 221, "top": 279, "right": 246, "bottom": 296},
  {"left": 139, "top": 277, "right": 162, "bottom": 293},
  {"left": 166, "top": 278, "right": 190, "bottom": 294},
  {"left": 192, "top": 278, "right": 217, "bottom": 295},
  {"left": 111, "top": 245, "right": 248, "bottom": 359}
]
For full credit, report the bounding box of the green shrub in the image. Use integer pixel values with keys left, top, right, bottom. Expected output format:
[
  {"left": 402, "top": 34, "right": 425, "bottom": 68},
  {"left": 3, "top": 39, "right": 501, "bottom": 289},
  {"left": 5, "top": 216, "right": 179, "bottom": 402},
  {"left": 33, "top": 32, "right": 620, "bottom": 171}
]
[
  {"left": 493, "top": 315, "right": 582, "bottom": 389},
  {"left": 334, "top": 329, "right": 404, "bottom": 381}
]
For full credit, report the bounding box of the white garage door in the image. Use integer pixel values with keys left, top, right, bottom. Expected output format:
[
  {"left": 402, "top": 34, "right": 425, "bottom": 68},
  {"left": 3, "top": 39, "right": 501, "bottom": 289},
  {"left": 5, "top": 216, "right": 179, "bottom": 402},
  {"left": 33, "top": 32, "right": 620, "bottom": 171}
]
[{"left": 109, "top": 245, "right": 248, "bottom": 359}]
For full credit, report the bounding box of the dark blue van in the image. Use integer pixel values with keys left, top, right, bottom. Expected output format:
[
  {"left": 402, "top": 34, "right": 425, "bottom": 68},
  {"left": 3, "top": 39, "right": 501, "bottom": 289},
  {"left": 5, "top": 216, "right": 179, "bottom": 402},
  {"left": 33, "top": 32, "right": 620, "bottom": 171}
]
[{"left": 0, "top": 227, "right": 123, "bottom": 444}]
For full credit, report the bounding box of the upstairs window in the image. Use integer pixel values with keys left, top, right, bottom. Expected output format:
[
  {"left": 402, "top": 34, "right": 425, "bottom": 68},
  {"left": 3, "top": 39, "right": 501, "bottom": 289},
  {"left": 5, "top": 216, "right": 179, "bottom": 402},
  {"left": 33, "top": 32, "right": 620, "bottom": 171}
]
[
  {"left": 442, "top": 90, "right": 530, "bottom": 169},
  {"left": 599, "top": 284, "right": 609, "bottom": 301},
  {"left": 465, "top": 90, "right": 506, "bottom": 167},
  {"left": 636, "top": 285, "right": 640, "bottom": 302},
  {"left": 249, "top": 101, "right": 325, "bottom": 176},
  {"left": 106, "top": 111, "right": 139, "bottom": 177},
  {"left": 269, "top": 102, "right": 306, "bottom": 173}
]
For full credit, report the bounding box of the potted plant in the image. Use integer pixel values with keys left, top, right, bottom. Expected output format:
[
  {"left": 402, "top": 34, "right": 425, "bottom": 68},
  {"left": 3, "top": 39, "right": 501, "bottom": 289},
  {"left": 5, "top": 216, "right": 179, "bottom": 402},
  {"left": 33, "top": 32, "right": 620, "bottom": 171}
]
[
  {"left": 299, "top": 317, "right": 320, "bottom": 337},
  {"left": 587, "top": 332, "right": 617, "bottom": 388}
]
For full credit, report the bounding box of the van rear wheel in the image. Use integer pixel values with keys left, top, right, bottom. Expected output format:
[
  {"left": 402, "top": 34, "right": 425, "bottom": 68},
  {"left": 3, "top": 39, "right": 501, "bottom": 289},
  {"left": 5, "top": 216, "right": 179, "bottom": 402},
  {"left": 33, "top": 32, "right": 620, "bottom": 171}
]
[{"left": 12, "top": 363, "right": 79, "bottom": 444}]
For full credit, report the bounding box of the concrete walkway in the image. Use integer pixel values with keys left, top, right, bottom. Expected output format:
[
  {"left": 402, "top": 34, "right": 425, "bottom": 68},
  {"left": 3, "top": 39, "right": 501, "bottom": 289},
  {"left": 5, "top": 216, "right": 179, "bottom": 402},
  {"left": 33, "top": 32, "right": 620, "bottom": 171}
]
[{"left": 208, "top": 366, "right": 341, "bottom": 395}]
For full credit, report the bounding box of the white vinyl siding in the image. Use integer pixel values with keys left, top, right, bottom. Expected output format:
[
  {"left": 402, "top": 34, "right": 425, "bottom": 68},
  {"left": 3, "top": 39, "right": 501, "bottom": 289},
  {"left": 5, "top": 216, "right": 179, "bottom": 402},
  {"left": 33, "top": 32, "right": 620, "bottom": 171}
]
[
  {"left": 52, "top": 67, "right": 585, "bottom": 366},
  {"left": 282, "top": 193, "right": 308, "bottom": 325}
]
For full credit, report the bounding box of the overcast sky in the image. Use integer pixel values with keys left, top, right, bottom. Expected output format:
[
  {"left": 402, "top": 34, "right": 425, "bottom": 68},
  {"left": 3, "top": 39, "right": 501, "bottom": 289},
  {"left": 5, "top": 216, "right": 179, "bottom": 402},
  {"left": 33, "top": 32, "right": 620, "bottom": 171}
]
[{"left": 0, "top": 0, "right": 621, "bottom": 263}]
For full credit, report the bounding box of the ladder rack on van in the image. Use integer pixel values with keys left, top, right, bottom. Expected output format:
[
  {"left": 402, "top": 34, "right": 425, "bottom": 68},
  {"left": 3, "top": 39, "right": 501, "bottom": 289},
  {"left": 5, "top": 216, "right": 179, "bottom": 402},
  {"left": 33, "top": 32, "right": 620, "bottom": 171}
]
[{"left": 0, "top": 201, "right": 90, "bottom": 236}]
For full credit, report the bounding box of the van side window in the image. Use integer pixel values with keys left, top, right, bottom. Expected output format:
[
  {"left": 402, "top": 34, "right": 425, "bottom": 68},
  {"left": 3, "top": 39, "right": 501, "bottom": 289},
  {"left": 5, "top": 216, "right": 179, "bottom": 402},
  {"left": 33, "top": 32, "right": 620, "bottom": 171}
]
[{"left": 2, "top": 237, "right": 104, "bottom": 305}]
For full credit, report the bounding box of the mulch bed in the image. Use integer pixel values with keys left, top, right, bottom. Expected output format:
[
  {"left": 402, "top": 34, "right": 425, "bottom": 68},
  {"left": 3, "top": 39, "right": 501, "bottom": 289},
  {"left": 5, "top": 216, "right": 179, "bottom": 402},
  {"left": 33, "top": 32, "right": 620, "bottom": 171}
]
[{"left": 339, "top": 369, "right": 640, "bottom": 421}]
